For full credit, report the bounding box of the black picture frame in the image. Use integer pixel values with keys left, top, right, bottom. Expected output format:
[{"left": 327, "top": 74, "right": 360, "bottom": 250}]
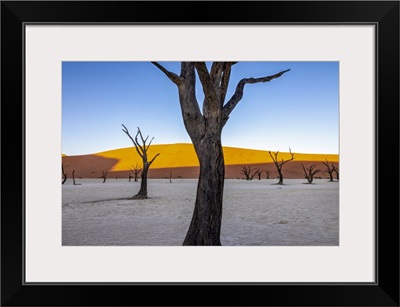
[{"left": 1, "top": 1, "right": 399, "bottom": 306}]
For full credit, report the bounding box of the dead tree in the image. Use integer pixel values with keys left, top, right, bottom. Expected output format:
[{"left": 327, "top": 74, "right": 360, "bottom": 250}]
[
  {"left": 332, "top": 164, "right": 339, "bottom": 180},
  {"left": 268, "top": 148, "right": 295, "bottom": 185},
  {"left": 62, "top": 164, "right": 67, "bottom": 184},
  {"left": 72, "top": 170, "right": 81, "bottom": 185},
  {"left": 266, "top": 170, "right": 273, "bottom": 179},
  {"left": 241, "top": 165, "right": 257, "bottom": 180},
  {"left": 169, "top": 171, "right": 173, "bottom": 183},
  {"left": 130, "top": 163, "right": 142, "bottom": 182},
  {"left": 322, "top": 159, "right": 335, "bottom": 182},
  {"left": 102, "top": 170, "right": 108, "bottom": 183},
  {"left": 301, "top": 163, "right": 320, "bottom": 184},
  {"left": 255, "top": 169, "right": 263, "bottom": 180},
  {"left": 153, "top": 61, "right": 289, "bottom": 245},
  {"left": 122, "top": 125, "right": 160, "bottom": 199}
]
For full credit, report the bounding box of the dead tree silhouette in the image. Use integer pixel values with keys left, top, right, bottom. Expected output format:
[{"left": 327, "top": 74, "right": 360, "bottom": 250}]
[
  {"left": 241, "top": 165, "right": 258, "bottom": 180},
  {"left": 102, "top": 170, "right": 108, "bottom": 183},
  {"left": 130, "top": 163, "right": 142, "bottom": 182},
  {"left": 72, "top": 170, "right": 81, "bottom": 185},
  {"left": 332, "top": 164, "right": 339, "bottom": 180},
  {"left": 301, "top": 163, "right": 320, "bottom": 184},
  {"left": 268, "top": 148, "right": 295, "bottom": 185},
  {"left": 122, "top": 125, "right": 160, "bottom": 199},
  {"left": 322, "top": 159, "right": 336, "bottom": 182},
  {"left": 255, "top": 169, "right": 263, "bottom": 180}
]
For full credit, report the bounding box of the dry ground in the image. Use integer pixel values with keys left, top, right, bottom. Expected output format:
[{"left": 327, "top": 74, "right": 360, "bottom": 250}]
[{"left": 62, "top": 178, "right": 339, "bottom": 246}]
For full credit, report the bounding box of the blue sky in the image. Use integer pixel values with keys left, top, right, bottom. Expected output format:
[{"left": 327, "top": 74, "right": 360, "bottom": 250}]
[{"left": 62, "top": 61, "right": 339, "bottom": 156}]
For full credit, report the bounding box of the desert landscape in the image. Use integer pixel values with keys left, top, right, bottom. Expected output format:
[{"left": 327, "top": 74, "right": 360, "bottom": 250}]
[
  {"left": 62, "top": 144, "right": 339, "bottom": 246},
  {"left": 62, "top": 143, "right": 339, "bottom": 180}
]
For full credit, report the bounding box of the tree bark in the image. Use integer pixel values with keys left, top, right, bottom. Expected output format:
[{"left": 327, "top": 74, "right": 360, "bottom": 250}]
[
  {"left": 277, "top": 170, "right": 284, "bottom": 184},
  {"left": 183, "top": 134, "right": 224, "bottom": 246},
  {"left": 135, "top": 164, "right": 149, "bottom": 199}
]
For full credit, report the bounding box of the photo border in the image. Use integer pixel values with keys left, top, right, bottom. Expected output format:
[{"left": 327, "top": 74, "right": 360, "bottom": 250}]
[{"left": 1, "top": 1, "right": 399, "bottom": 306}]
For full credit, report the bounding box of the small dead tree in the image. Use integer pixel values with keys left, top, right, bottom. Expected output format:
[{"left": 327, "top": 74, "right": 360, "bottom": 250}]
[
  {"left": 255, "top": 169, "right": 263, "bottom": 180},
  {"left": 122, "top": 125, "right": 160, "bottom": 199},
  {"left": 130, "top": 163, "right": 142, "bottom": 182},
  {"left": 169, "top": 171, "right": 173, "bottom": 183},
  {"left": 102, "top": 170, "right": 108, "bottom": 183},
  {"left": 241, "top": 165, "right": 257, "bottom": 180},
  {"left": 268, "top": 148, "right": 295, "bottom": 185},
  {"left": 266, "top": 170, "right": 273, "bottom": 179},
  {"left": 332, "top": 164, "right": 339, "bottom": 180},
  {"left": 62, "top": 164, "right": 67, "bottom": 184},
  {"left": 301, "top": 163, "right": 320, "bottom": 184},
  {"left": 72, "top": 170, "right": 81, "bottom": 185},
  {"left": 322, "top": 159, "right": 335, "bottom": 182}
]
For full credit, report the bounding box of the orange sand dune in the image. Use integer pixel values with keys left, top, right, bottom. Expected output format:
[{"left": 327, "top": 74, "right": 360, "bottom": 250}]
[{"left": 62, "top": 143, "right": 338, "bottom": 179}]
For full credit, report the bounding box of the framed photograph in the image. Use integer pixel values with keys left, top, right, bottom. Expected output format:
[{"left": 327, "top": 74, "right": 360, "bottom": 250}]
[{"left": 2, "top": 1, "right": 399, "bottom": 306}]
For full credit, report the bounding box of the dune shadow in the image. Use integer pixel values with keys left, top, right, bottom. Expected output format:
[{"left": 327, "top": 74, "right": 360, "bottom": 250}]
[{"left": 62, "top": 155, "right": 119, "bottom": 179}]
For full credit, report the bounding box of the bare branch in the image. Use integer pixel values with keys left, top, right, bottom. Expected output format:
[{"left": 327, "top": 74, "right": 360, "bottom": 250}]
[
  {"left": 137, "top": 127, "right": 146, "bottom": 145},
  {"left": 147, "top": 137, "right": 155, "bottom": 150},
  {"left": 151, "top": 62, "right": 181, "bottom": 85},
  {"left": 210, "top": 62, "right": 224, "bottom": 88},
  {"left": 281, "top": 147, "right": 295, "bottom": 165},
  {"left": 148, "top": 153, "right": 160, "bottom": 166},
  {"left": 241, "top": 165, "right": 258, "bottom": 180},
  {"left": 122, "top": 124, "right": 136, "bottom": 145},
  {"left": 122, "top": 124, "right": 143, "bottom": 157},
  {"left": 322, "top": 159, "right": 332, "bottom": 171},
  {"left": 194, "top": 62, "right": 220, "bottom": 108},
  {"left": 219, "top": 63, "right": 233, "bottom": 104},
  {"left": 134, "top": 129, "right": 145, "bottom": 157},
  {"left": 223, "top": 69, "right": 290, "bottom": 124},
  {"left": 166, "top": 62, "right": 205, "bottom": 141}
]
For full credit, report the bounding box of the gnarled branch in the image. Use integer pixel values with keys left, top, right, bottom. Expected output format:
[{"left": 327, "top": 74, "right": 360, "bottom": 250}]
[
  {"left": 151, "top": 62, "right": 181, "bottom": 85},
  {"left": 223, "top": 69, "right": 290, "bottom": 124}
]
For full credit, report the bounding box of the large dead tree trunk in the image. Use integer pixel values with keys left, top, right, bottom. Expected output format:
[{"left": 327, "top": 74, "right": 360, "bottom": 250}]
[
  {"left": 153, "top": 62, "right": 289, "bottom": 245},
  {"left": 268, "top": 148, "right": 295, "bottom": 185},
  {"left": 122, "top": 125, "right": 159, "bottom": 199},
  {"left": 184, "top": 134, "right": 225, "bottom": 245}
]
